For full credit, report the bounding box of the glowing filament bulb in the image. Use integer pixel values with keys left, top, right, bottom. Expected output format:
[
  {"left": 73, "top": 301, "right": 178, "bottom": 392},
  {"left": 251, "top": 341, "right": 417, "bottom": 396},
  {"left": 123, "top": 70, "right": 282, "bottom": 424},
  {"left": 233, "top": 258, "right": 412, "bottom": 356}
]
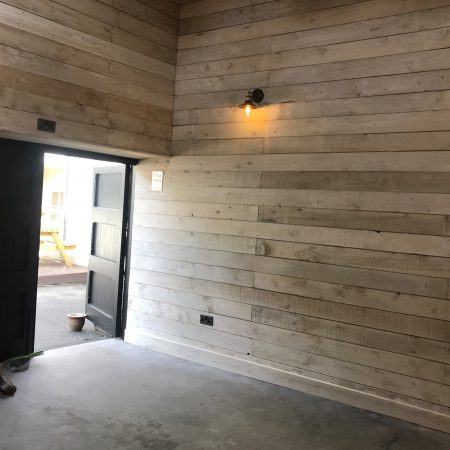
[{"left": 245, "top": 104, "right": 251, "bottom": 117}]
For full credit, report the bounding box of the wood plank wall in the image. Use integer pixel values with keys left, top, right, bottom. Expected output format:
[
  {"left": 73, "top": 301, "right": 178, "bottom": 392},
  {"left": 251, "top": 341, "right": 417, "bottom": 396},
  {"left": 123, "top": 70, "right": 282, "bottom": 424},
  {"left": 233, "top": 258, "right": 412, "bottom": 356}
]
[
  {"left": 0, "top": 0, "right": 179, "bottom": 157},
  {"left": 125, "top": 0, "right": 450, "bottom": 431}
]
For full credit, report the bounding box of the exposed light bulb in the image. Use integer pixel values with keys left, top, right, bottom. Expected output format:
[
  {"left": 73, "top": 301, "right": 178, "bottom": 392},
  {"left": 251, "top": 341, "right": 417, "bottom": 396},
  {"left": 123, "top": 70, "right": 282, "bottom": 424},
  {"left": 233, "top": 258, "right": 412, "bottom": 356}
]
[{"left": 245, "top": 104, "right": 251, "bottom": 117}]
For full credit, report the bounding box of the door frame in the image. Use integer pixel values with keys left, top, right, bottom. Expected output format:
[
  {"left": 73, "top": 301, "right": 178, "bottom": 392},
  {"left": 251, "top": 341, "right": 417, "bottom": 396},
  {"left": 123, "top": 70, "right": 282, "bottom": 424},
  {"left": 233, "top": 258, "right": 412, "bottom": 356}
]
[
  {"left": 0, "top": 138, "right": 137, "bottom": 347},
  {"left": 118, "top": 164, "right": 134, "bottom": 339}
]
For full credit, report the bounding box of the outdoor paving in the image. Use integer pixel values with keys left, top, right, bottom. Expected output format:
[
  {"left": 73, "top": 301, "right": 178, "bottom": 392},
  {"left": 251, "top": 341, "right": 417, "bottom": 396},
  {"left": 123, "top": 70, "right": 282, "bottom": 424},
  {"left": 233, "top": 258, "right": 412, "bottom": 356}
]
[
  {"left": 38, "top": 257, "right": 88, "bottom": 286},
  {"left": 35, "top": 284, "right": 108, "bottom": 351}
]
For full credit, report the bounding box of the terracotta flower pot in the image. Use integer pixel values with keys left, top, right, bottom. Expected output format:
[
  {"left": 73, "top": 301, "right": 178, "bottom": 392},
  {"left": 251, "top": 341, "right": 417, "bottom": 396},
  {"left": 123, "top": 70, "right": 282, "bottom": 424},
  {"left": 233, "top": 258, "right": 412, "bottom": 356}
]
[{"left": 67, "top": 313, "right": 87, "bottom": 332}]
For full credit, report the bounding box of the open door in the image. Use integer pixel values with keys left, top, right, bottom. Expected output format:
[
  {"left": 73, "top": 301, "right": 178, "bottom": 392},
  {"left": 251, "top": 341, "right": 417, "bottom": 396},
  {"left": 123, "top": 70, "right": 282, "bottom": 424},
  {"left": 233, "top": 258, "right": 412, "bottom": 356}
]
[
  {"left": 0, "top": 140, "right": 44, "bottom": 360},
  {"left": 85, "top": 165, "right": 129, "bottom": 337}
]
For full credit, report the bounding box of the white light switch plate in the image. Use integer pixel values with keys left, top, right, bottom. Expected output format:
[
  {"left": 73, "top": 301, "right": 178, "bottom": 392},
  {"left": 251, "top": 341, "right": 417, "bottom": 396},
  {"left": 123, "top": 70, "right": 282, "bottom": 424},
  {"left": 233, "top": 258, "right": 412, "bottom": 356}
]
[{"left": 151, "top": 171, "right": 163, "bottom": 191}]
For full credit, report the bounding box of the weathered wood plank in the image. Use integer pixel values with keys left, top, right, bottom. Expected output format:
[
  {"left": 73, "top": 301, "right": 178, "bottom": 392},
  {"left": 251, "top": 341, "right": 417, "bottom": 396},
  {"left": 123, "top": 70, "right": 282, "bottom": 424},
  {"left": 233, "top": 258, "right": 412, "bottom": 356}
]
[
  {"left": 180, "top": 0, "right": 273, "bottom": 20},
  {"left": 254, "top": 272, "right": 450, "bottom": 324},
  {"left": 128, "top": 296, "right": 252, "bottom": 338},
  {"left": 172, "top": 132, "right": 450, "bottom": 156},
  {"left": 178, "top": 0, "right": 450, "bottom": 49},
  {"left": 128, "top": 289, "right": 450, "bottom": 366},
  {"left": 106, "top": 129, "right": 170, "bottom": 155},
  {"left": 132, "top": 242, "right": 450, "bottom": 339},
  {"left": 178, "top": 36, "right": 271, "bottom": 66},
  {"left": 0, "top": 0, "right": 176, "bottom": 154},
  {"left": 0, "top": 85, "right": 109, "bottom": 127},
  {"left": 107, "top": 112, "right": 172, "bottom": 140},
  {"left": 258, "top": 206, "right": 450, "bottom": 236},
  {"left": 113, "top": 0, "right": 178, "bottom": 34},
  {"left": 175, "top": 56, "right": 450, "bottom": 109},
  {"left": 131, "top": 253, "right": 255, "bottom": 287},
  {"left": 132, "top": 213, "right": 450, "bottom": 257},
  {"left": 174, "top": 90, "right": 450, "bottom": 123},
  {"left": 0, "top": 23, "right": 110, "bottom": 76},
  {"left": 178, "top": 6, "right": 450, "bottom": 64},
  {"left": 110, "top": 62, "right": 174, "bottom": 96},
  {"left": 127, "top": 308, "right": 252, "bottom": 354},
  {"left": 252, "top": 290, "right": 450, "bottom": 341},
  {"left": 142, "top": 151, "right": 450, "bottom": 173},
  {"left": 108, "top": 96, "right": 172, "bottom": 126},
  {"left": 130, "top": 268, "right": 450, "bottom": 321},
  {"left": 252, "top": 340, "right": 450, "bottom": 407},
  {"left": 54, "top": 0, "right": 118, "bottom": 26},
  {"left": 177, "top": 26, "right": 450, "bottom": 79},
  {"left": 0, "top": 3, "right": 176, "bottom": 79},
  {"left": 173, "top": 111, "right": 450, "bottom": 140},
  {"left": 111, "top": 27, "right": 177, "bottom": 65},
  {"left": 129, "top": 282, "right": 252, "bottom": 320},
  {"left": 0, "top": 0, "right": 113, "bottom": 41},
  {"left": 134, "top": 187, "right": 450, "bottom": 215},
  {"left": 172, "top": 138, "right": 264, "bottom": 155},
  {"left": 260, "top": 171, "right": 450, "bottom": 193},
  {"left": 137, "top": 170, "right": 260, "bottom": 188},
  {"left": 133, "top": 227, "right": 256, "bottom": 254},
  {"left": 0, "top": 105, "right": 107, "bottom": 144},
  {"left": 270, "top": 50, "right": 450, "bottom": 89},
  {"left": 114, "top": 11, "right": 177, "bottom": 49},
  {"left": 130, "top": 268, "right": 259, "bottom": 305},
  {"left": 251, "top": 322, "right": 447, "bottom": 384},
  {"left": 131, "top": 241, "right": 449, "bottom": 297},
  {"left": 252, "top": 306, "right": 450, "bottom": 364},
  {"left": 133, "top": 199, "right": 258, "bottom": 221},
  {"left": 257, "top": 238, "right": 450, "bottom": 278},
  {"left": 0, "top": 65, "right": 109, "bottom": 110},
  {"left": 0, "top": 44, "right": 173, "bottom": 109},
  {"left": 141, "top": 0, "right": 179, "bottom": 18},
  {"left": 272, "top": 5, "right": 450, "bottom": 52}
]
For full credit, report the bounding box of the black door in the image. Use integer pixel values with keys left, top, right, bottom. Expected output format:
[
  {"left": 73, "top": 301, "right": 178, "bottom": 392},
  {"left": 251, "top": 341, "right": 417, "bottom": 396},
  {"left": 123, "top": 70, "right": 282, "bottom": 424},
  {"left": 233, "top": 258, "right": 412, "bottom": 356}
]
[
  {"left": 86, "top": 165, "right": 128, "bottom": 336},
  {"left": 0, "top": 140, "right": 44, "bottom": 361}
]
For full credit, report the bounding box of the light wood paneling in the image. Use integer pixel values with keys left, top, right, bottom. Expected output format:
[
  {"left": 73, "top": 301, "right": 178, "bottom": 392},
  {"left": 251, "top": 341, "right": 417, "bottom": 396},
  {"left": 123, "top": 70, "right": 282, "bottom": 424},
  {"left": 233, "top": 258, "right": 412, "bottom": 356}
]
[
  {"left": 124, "top": 0, "right": 450, "bottom": 432},
  {"left": 0, "top": 0, "right": 178, "bottom": 156}
]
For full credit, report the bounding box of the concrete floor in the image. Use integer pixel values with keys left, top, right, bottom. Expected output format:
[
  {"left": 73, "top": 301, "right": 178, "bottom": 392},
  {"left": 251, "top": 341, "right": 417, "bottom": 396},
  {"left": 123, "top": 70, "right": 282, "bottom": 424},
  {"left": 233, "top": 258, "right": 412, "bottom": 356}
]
[
  {"left": 35, "top": 284, "right": 107, "bottom": 351},
  {"left": 0, "top": 340, "right": 448, "bottom": 450}
]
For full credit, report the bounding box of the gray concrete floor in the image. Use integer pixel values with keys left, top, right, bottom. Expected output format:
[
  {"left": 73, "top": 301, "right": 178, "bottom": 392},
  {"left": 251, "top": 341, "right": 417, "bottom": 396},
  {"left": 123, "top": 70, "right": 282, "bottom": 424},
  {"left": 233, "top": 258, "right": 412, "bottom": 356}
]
[
  {"left": 0, "top": 340, "right": 448, "bottom": 450},
  {"left": 35, "top": 284, "right": 108, "bottom": 351}
]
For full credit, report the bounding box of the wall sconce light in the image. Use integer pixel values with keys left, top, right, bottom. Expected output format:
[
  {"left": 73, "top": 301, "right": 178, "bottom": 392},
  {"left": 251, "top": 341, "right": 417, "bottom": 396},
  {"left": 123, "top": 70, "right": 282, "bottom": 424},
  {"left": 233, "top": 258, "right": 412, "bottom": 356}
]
[{"left": 240, "top": 88, "right": 264, "bottom": 117}]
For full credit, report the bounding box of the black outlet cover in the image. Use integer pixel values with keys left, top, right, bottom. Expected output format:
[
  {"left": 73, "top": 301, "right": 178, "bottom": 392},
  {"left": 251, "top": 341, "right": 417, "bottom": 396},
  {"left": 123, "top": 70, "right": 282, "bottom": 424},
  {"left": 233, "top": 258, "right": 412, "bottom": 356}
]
[
  {"left": 37, "top": 118, "right": 56, "bottom": 133},
  {"left": 200, "top": 314, "right": 213, "bottom": 326}
]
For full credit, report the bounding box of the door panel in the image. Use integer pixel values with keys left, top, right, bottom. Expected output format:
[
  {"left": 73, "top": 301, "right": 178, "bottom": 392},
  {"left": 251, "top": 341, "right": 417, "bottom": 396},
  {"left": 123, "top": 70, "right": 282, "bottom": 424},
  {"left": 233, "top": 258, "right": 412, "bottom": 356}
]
[
  {"left": 86, "top": 166, "right": 126, "bottom": 336},
  {"left": 0, "top": 141, "right": 44, "bottom": 360}
]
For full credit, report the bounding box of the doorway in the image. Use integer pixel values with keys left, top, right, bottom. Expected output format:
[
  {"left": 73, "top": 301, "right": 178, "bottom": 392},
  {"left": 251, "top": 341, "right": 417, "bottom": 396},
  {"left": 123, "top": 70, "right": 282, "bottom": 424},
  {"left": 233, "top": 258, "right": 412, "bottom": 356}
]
[
  {"left": 0, "top": 138, "right": 136, "bottom": 361},
  {"left": 36, "top": 154, "right": 126, "bottom": 351}
]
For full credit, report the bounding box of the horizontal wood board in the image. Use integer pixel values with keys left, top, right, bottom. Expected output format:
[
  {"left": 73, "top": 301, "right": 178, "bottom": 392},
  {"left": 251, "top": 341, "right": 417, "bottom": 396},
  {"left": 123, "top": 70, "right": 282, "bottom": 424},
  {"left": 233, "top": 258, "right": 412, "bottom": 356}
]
[{"left": 0, "top": 0, "right": 179, "bottom": 156}]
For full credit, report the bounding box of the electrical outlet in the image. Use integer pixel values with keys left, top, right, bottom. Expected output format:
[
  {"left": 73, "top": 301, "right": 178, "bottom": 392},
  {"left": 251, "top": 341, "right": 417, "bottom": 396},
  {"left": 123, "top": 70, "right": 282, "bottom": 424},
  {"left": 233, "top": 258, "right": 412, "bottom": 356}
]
[
  {"left": 37, "top": 118, "right": 56, "bottom": 133},
  {"left": 200, "top": 314, "right": 213, "bottom": 326}
]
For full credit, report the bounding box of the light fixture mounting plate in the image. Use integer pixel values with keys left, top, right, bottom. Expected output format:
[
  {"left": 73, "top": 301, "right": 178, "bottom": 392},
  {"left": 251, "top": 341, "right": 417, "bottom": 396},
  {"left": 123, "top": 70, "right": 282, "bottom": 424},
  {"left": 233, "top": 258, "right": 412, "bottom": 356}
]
[{"left": 251, "top": 88, "right": 264, "bottom": 104}]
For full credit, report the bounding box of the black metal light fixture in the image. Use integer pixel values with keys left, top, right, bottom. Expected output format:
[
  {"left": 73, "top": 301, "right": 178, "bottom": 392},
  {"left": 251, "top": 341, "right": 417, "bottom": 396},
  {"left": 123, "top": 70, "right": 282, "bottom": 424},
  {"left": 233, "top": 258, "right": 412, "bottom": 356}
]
[{"left": 240, "top": 88, "right": 264, "bottom": 117}]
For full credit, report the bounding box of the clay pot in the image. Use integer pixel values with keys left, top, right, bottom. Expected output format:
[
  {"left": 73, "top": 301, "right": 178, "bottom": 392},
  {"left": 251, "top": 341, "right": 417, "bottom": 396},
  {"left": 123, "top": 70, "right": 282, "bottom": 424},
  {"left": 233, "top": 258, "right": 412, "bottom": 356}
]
[{"left": 67, "top": 313, "right": 87, "bottom": 332}]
